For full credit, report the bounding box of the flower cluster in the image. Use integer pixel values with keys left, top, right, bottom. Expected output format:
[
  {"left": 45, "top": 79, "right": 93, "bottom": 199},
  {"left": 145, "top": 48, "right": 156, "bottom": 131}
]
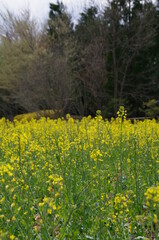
[{"left": 0, "top": 111, "right": 159, "bottom": 239}]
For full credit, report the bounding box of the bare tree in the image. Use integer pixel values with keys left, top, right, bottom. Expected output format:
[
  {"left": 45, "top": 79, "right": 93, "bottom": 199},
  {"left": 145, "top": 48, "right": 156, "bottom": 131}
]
[{"left": 0, "top": 6, "right": 76, "bottom": 116}]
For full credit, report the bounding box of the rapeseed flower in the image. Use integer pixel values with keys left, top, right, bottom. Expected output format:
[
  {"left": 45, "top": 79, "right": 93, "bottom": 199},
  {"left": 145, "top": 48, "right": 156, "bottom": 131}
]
[{"left": 0, "top": 111, "right": 159, "bottom": 238}]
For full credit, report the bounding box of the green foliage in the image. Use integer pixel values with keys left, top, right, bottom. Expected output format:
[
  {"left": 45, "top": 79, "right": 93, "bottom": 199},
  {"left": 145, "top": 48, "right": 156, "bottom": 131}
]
[
  {"left": 13, "top": 109, "right": 61, "bottom": 121},
  {"left": 143, "top": 99, "right": 159, "bottom": 117},
  {"left": 96, "top": 110, "right": 101, "bottom": 116}
]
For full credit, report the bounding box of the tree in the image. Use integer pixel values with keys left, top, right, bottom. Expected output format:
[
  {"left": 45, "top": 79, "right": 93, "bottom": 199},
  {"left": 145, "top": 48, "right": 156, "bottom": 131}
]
[
  {"left": 46, "top": 1, "right": 77, "bottom": 114},
  {"left": 0, "top": 1, "right": 158, "bottom": 119},
  {"left": 74, "top": 6, "right": 108, "bottom": 116},
  {"left": 0, "top": 9, "right": 40, "bottom": 117},
  {"left": 0, "top": 4, "right": 77, "bottom": 117},
  {"left": 103, "top": 0, "right": 157, "bottom": 116}
]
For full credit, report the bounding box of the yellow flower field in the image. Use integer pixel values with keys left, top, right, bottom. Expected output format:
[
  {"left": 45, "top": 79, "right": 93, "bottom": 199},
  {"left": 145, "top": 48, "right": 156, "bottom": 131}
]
[{"left": 0, "top": 109, "right": 159, "bottom": 239}]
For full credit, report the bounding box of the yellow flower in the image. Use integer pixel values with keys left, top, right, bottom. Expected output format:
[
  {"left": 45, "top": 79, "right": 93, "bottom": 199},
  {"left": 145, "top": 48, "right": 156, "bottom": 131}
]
[
  {"left": 0, "top": 197, "right": 5, "bottom": 203},
  {"left": 10, "top": 188, "right": 14, "bottom": 193},
  {"left": 53, "top": 205, "right": 56, "bottom": 210},
  {"left": 55, "top": 193, "right": 59, "bottom": 198},
  {"left": 47, "top": 209, "right": 52, "bottom": 214},
  {"left": 13, "top": 194, "right": 16, "bottom": 200},
  {"left": 10, "top": 235, "right": 15, "bottom": 240},
  {"left": 30, "top": 207, "right": 33, "bottom": 212},
  {"left": 11, "top": 202, "right": 15, "bottom": 208},
  {"left": 12, "top": 216, "right": 16, "bottom": 221},
  {"left": 146, "top": 201, "right": 150, "bottom": 207},
  {"left": 43, "top": 197, "right": 48, "bottom": 203},
  {"left": 48, "top": 186, "right": 52, "bottom": 192},
  {"left": 12, "top": 178, "right": 16, "bottom": 182},
  {"left": 39, "top": 202, "right": 45, "bottom": 207},
  {"left": 18, "top": 206, "right": 21, "bottom": 211},
  {"left": 153, "top": 214, "right": 158, "bottom": 224}
]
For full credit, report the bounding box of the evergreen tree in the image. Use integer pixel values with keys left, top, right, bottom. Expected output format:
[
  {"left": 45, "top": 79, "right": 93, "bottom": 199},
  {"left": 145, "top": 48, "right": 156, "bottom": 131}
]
[{"left": 103, "top": 0, "right": 157, "bottom": 116}]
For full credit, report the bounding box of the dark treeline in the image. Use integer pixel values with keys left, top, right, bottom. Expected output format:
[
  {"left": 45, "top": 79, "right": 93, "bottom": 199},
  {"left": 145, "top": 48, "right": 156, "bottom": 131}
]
[{"left": 0, "top": 0, "right": 159, "bottom": 119}]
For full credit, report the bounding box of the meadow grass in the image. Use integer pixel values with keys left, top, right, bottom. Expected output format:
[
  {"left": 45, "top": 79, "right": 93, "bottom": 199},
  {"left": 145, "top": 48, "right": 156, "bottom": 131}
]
[{"left": 0, "top": 108, "right": 159, "bottom": 239}]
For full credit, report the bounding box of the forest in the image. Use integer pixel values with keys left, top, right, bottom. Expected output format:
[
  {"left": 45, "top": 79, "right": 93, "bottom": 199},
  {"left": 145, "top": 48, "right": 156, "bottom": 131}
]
[{"left": 0, "top": 0, "right": 159, "bottom": 119}]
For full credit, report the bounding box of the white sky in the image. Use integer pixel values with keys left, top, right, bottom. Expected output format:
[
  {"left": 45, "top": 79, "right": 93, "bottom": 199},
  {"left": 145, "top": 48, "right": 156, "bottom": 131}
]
[{"left": 0, "top": 0, "right": 106, "bottom": 23}]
